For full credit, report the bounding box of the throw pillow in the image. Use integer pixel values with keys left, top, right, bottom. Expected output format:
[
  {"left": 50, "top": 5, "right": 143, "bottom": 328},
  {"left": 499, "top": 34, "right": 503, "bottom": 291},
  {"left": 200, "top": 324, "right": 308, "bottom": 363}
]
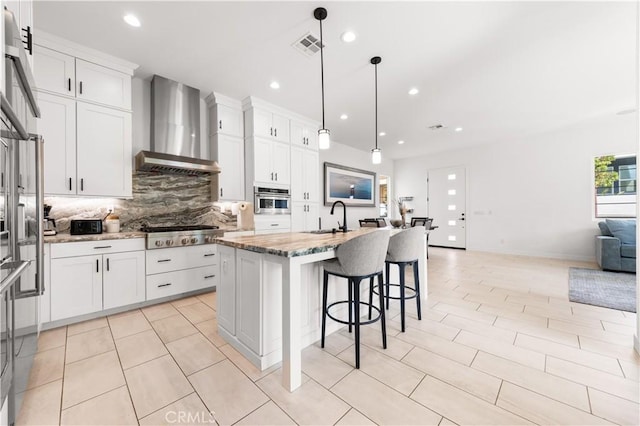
[
  {"left": 598, "top": 221, "right": 613, "bottom": 236},
  {"left": 605, "top": 219, "right": 636, "bottom": 245}
]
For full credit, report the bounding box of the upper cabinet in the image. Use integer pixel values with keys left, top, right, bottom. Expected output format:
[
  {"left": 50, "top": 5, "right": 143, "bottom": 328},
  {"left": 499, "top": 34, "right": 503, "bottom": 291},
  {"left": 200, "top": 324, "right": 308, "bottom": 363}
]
[
  {"left": 206, "top": 92, "right": 245, "bottom": 201},
  {"left": 246, "top": 107, "right": 290, "bottom": 144},
  {"left": 33, "top": 32, "right": 137, "bottom": 198},
  {"left": 290, "top": 120, "right": 319, "bottom": 151},
  {"left": 34, "top": 45, "right": 132, "bottom": 110}
]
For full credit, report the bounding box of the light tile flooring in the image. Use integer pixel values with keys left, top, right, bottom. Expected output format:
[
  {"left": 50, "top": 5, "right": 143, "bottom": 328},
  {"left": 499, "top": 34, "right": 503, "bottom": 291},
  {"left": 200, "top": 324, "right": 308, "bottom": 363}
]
[{"left": 17, "top": 248, "right": 640, "bottom": 425}]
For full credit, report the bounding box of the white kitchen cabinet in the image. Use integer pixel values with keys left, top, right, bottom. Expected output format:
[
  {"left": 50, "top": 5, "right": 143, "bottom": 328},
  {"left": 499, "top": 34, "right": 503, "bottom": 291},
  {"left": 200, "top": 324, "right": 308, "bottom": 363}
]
[
  {"left": 217, "top": 245, "right": 236, "bottom": 334},
  {"left": 34, "top": 45, "right": 132, "bottom": 110},
  {"left": 76, "top": 102, "right": 132, "bottom": 197},
  {"left": 33, "top": 45, "right": 75, "bottom": 97},
  {"left": 290, "top": 146, "right": 319, "bottom": 203},
  {"left": 37, "top": 92, "right": 76, "bottom": 194},
  {"left": 213, "top": 103, "right": 243, "bottom": 138},
  {"left": 49, "top": 239, "right": 145, "bottom": 322},
  {"left": 213, "top": 134, "right": 244, "bottom": 201},
  {"left": 291, "top": 202, "right": 319, "bottom": 232},
  {"left": 50, "top": 254, "right": 103, "bottom": 321},
  {"left": 254, "top": 215, "right": 290, "bottom": 234},
  {"left": 235, "top": 250, "right": 261, "bottom": 354},
  {"left": 250, "top": 108, "right": 289, "bottom": 143},
  {"left": 145, "top": 244, "right": 219, "bottom": 301},
  {"left": 75, "top": 59, "right": 131, "bottom": 110},
  {"left": 253, "top": 138, "right": 290, "bottom": 185},
  {"left": 103, "top": 251, "right": 146, "bottom": 310},
  {"left": 290, "top": 120, "right": 318, "bottom": 150}
]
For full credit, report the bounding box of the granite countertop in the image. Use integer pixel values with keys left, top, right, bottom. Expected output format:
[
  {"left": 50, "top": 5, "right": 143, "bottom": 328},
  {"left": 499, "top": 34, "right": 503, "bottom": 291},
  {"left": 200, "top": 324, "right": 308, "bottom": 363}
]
[
  {"left": 216, "top": 228, "right": 390, "bottom": 258},
  {"left": 44, "top": 232, "right": 146, "bottom": 244}
]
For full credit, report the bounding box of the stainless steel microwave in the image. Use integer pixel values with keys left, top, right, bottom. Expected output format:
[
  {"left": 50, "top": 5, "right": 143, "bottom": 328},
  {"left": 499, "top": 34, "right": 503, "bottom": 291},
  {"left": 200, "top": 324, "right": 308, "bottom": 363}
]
[{"left": 254, "top": 186, "right": 291, "bottom": 215}]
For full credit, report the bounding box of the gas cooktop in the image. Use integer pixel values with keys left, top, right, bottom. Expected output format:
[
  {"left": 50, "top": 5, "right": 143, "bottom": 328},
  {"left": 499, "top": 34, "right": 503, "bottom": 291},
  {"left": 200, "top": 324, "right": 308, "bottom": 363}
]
[
  {"left": 141, "top": 225, "right": 223, "bottom": 249},
  {"left": 141, "top": 225, "right": 219, "bottom": 233}
]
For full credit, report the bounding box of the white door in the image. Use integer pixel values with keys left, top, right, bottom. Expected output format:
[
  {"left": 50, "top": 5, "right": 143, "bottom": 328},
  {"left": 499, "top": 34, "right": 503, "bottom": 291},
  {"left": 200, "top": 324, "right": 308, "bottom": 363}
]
[
  {"left": 271, "top": 141, "right": 290, "bottom": 184},
  {"left": 253, "top": 138, "right": 272, "bottom": 184},
  {"left": 427, "top": 166, "right": 466, "bottom": 249},
  {"left": 216, "top": 134, "right": 244, "bottom": 200},
  {"left": 103, "top": 251, "right": 146, "bottom": 309},
  {"left": 236, "top": 250, "right": 261, "bottom": 354},
  {"left": 33, "top": 45, "right": 75, "bottom": 96},
  {"left": 290, "top": 146, "right": 305, "bottom": 202},
  {"left": 216, "top": 104, "right": 243, "bottom": 137},
  {"left": 76, "top": 102, "right": 132, "bottom": 197},
  {"left": 305, "top": 203, "right": 319, "bottom": 231},
  {"left": 290, "top": 202, "right": 306, "bottom": 232},
  {"left": 37, "top": 92, "right": 76, "bottom": 195},
  {"left": 303, "top": 150, "right": 319, "bottom": 202},
  {"left": 271, "top": 113, "right": 289, "bottom": 143},
  {"left": 290, "top": 121, "right": 305, "bottom": 148},
  {"left": 75, "top": 59, "right": 132, "bottom": 110},
  {"left": 50, "top": 255, "right": 103, "bottom": 321},
  {"left": 252, "top": 108, "right": 273, "bottom": 139}
]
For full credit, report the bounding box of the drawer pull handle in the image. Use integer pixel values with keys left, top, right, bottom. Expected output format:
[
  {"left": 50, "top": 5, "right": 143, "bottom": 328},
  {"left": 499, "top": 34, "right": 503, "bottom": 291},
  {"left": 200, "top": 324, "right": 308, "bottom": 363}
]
[
  {"left": 204, "top": 274, "right": 216, "bottom": 279},
  {"left": 94, "top": 245, "right": 112, "bottom": 249},
  {"left": 271, "top": 224, "right": 278, "bottom": 227},
  {"left": 158, "top": 283, "right": 172, "bottom": 288},
  {"left": 204, "top": 253, "right": 215, "bottom": 257},
  {"left": 157, "top": 259, "right": 172, "bottom": 263}
]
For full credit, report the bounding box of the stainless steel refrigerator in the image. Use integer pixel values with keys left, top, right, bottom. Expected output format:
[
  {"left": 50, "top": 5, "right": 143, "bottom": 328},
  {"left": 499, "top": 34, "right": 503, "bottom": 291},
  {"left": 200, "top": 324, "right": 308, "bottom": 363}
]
[{"left": 0, "top": 6, "right": 43, "bottom": 426}]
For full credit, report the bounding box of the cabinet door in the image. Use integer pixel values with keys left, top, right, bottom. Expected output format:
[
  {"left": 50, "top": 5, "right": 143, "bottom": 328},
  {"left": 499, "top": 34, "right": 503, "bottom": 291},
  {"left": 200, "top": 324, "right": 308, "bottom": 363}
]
[
  {"left": 271, "top": 141, "right": 290, "bottom": 185},
  {"left": 75, "top": 59, "right": 132, "bottom": 110},
  {"left": 103, "top": 251, "right": 145, "bottom": 310},
  {"left": 33, "top": 45, "right": 75, "bottom": 97},
  {"left": 76, "top": 102, "right": 132, "bottom": 197},
  {"left": 216, "top": 104, "right": 243, "bottom": 137},
  {"left": 290, "top": 121, "right": 305, "bottom": 148},
  {"left": 305, "top": 125, "right": 319, "bottom": 151},
  {"left": 19, "top": 0, "right": 33, "bottom": 69},
  {"left": 271, "top": 113, "right": 289, "bottom": 143},
  {"left": 252, "top": 108, "right": 273, "bottom": 139},
  {"left": 37, "top": 92, "right": 76, "bottom": 195},
  {"left": 253, "top": 138, "right": 273, "bottom": 184},
  {"left": 303, "top": 150, "right": 319, "bottom": 203},
  {"left": 236, "top": 250, "right": 261, "bottom": 354},
  {"left": 215, "top": 134, "right": 244, "bottom": 200},
  {"left": 50, "top": 255, "right": 102, "bottom": 321},
  {"left": 290, "top": 146, "right": 304, "bottom": 202},
  {"left": 290, "top": 202, "right": 306, "bottom": 233},
  {"left": 217, "top": 245, "right": 236, "bottom": 334},
  {"left": 305, "top": 203, "right": 319, "bottom": 231}
]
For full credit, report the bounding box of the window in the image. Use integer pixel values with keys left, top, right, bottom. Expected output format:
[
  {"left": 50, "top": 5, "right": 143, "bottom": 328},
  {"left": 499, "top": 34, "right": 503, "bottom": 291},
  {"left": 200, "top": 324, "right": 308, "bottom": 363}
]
[{"left": 595, "top": 154, "right": 636, "bottom": 218}]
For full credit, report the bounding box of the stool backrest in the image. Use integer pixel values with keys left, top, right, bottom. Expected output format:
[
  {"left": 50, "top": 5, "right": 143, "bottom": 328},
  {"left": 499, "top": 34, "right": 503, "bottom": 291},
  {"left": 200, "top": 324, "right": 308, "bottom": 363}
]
[
  {"left": 336, "top": 230, "right": 391, "bottom": 276},
  {"left": 387, "top": 226, "right": 423, "bottom": 262}
]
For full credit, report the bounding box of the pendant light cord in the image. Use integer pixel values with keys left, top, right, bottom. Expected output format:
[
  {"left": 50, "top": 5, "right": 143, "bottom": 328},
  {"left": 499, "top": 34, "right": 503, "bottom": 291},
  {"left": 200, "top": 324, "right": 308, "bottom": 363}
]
[
  {"left": 319, "top": 18, "right": 326, "bottom": 129},
  {"left": 374, "top": 62, "right": 378, "bottom": 150}
]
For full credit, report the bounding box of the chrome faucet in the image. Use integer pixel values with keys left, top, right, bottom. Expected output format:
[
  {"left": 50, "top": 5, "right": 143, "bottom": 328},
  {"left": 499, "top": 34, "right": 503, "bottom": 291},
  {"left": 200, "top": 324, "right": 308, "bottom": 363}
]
[{"left": 330, "top": 200, "right": 348, "bottom": 233}]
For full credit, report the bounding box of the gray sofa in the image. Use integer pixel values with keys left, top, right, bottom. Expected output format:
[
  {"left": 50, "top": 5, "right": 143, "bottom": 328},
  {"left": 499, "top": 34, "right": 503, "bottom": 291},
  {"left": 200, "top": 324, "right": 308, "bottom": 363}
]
[{"left": 596, "top": 219, "right": 636, "bottom": 273}]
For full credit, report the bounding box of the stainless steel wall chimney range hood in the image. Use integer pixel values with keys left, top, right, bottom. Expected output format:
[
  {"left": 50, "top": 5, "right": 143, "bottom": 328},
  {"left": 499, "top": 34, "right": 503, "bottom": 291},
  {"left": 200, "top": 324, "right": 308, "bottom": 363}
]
[{"left": 135, "top": 75, "right": 221, "bottom": 175}]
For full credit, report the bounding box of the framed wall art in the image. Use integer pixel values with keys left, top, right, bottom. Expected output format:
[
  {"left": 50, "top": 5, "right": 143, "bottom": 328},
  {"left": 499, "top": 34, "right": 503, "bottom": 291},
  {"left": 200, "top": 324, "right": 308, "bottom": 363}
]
[{"left": 324, "top": 162, "right": 376, "bottom": 207}]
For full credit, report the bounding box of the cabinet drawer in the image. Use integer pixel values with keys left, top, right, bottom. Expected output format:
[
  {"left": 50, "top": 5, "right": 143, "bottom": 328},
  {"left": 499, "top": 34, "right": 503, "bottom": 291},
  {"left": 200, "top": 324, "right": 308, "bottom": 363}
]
[
  {"left": 146, "top": 244, "right": 218, "bottom": 275},
  {"left": 51, "top": 238, "right": 145, "bottom": 258},
  {"left": 254, "top": 216, "right": 291, "bottom": 232},
  {"left": 146, "top": 265, "right": 218, "bottom": 301}
]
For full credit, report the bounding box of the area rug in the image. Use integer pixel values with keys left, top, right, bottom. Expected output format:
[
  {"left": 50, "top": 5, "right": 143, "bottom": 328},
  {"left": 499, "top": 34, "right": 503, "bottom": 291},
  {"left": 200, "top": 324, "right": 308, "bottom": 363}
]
[{"left": 568, "top": 267, "right": 636, "bottom": 313}]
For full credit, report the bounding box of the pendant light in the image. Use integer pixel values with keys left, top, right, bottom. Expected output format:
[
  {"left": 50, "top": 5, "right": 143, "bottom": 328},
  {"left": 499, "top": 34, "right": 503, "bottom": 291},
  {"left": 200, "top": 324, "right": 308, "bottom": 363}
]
[
  {"left": 314, "top": 7, "right": 330, "bottom": 150},
  {"left": 371, "top": 56, "right": 382, "bottom": 164}
]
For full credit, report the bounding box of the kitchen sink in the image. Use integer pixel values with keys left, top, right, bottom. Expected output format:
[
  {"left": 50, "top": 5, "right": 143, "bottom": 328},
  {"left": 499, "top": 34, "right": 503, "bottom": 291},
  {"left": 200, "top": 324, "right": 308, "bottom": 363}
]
[{"left": 305, "top": 229, "right": 352, "bottom": 234}]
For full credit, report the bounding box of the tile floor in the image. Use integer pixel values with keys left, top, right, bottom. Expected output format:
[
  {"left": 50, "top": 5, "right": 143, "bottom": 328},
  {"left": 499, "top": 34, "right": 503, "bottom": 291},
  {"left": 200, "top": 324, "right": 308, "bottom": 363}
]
[{"left": 17, "top": 248, "right": 640, "bottom": 425}]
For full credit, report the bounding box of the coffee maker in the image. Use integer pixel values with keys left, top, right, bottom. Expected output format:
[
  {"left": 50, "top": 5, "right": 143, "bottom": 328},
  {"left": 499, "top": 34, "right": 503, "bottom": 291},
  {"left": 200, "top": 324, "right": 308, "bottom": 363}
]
[{"left": 43, "top": 204, "right": 57, "bottom": 236}]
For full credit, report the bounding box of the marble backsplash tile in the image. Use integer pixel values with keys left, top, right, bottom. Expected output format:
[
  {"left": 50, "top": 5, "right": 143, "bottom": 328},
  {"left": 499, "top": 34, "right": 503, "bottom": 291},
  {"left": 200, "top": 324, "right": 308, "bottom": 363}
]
[{"left": 45, "top": 172, "right": 237, "bottom": 233}]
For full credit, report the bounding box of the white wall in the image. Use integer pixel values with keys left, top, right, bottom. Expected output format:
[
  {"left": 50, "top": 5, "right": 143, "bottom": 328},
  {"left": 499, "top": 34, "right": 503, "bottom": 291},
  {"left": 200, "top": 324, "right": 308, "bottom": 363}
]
[
  {"left": 131, "top": 76, "right": 210, "bottom": 158},
  {"left": 318, "top": 141, "right": 394, "bottom": 231},
  {"left": 394, "top": 113, "right": 638, "bottom": 261}
]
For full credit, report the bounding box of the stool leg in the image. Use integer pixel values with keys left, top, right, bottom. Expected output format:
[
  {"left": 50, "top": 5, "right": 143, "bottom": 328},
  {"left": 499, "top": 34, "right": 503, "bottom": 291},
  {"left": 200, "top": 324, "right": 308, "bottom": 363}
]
[
  {"left": 368, "top": 277, "right": 374, "bottom": 320},
  {"left": 413, "top": 261, "right": 422, "bottom": 321},
  {"left": 354, "top": 278, "right": 361, "bottom": 369},
  {"left": 400, "top": 262, "right": 406, "bottom": 332},
  {"left": 426, "top": 234, "right": 429, "bottom": 259},
  {"left": 378, "top": 272, "right": 387, "bottom": 349},
  {"left": 385, "top": 262, "right": 390, "bottom": 310},
  {"left": 348, "top": 278, "right": 353, "bottom": 333},
  {"left": 321, "top": 270, "right": 329, "bottom": 348}
]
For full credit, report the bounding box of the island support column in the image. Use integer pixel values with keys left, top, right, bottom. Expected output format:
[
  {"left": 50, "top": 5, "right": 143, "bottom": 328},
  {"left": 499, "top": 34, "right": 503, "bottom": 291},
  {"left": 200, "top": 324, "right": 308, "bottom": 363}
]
[{"left": 281, "top": 257, "right": 302, "bottom": 391}]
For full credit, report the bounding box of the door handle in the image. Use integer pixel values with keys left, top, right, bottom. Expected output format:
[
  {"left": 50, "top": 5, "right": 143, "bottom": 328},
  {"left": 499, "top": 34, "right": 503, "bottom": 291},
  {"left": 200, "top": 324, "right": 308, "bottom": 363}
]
[
  {"left": 274, "top": 128, "right": 277, "bottom": 137},
  {"left": 79, "top": 81, "right": 83, "bottom": 94},
  {"left": 158, "top": 283, "right": 172, "bottom": 288},
  {"left": 80, "top": 178, "right": 84, "bottom": 191},
  {"left": 204, "top": 253, "right": 215, "bottom": 257},
  {"left": 68, "top": 177, "right": 72, "bottom": 191},
  {"left": 270, "top": 127, "right": 273, "bottom": 136},
  {"left": 96, "top": 259, "right": 99, "bottom": 273},
  {"left": 220, "top": 187, "right": 223, "bottom": 197},
  {"left": 204, "top": 274, "right": 216, "bottom": 279},
  {"left": 68, "top": 78, "right": 71, "bottom": 92},
  {"left": 157, "top": 259, "right": 172, "bottom": 263},
  {"left": 219, "top": 120, "right": 222, "bottom": 130},
  {"left": 270, "top": 172, "right": 274, "bottom": 181},
  {"left": 275, "top": 173, "right": 278, "bottom": 181},
  {"left": 106, "top": 258, "right": 110, "bottom": 271}
]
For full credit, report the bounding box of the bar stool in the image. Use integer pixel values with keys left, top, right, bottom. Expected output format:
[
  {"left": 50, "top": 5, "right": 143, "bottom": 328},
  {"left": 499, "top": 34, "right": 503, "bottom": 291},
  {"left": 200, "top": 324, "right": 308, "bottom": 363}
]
[
  {"left": 384, "top": 226, "right": 423, "bottom": 332},
  {"left": 321, "top": 230, "right": 391, "bottom": 368}
]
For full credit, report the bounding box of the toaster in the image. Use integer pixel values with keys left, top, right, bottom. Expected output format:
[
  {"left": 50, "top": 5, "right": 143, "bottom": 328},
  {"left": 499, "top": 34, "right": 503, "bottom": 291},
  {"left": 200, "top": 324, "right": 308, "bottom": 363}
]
[{"left": 70, "top": 219, "right": 103, "bottom": 235}]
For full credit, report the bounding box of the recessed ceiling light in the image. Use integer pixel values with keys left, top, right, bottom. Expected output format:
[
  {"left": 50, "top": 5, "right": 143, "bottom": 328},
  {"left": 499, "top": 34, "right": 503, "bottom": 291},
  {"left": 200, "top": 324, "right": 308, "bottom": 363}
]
[
  {"left": 397, "top": 140, "right": 405, "bottom": 145},
  {"left": 340, "top": 114, "right": 348, "bottom": 120},
  {"left": 270, "top": 81, "right": 280, "bottom": 89},
  {"left": 454, "top": 127, "right": 463, "bottom": 132},
  {"left": 408, "top": 88, "right": 419, "bottom": 95},
  {"left": 341, "top": 31, "right": 356, "bottom": 43},
  {"left": 123, "top": 14, "right": 141, "bottom": 27},
  {"left": 379, "top": 132, "right": 386, "bottom": 136}
]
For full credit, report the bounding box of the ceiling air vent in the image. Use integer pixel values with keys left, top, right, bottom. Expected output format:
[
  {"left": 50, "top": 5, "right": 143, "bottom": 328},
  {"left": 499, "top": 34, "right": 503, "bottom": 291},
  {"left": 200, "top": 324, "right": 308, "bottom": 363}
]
[
  {"left": 428, "top": 124, "right": 446, "bottom": 130},
  {"left": 293, "top": 32, "right": 324, "bottom": 57}
]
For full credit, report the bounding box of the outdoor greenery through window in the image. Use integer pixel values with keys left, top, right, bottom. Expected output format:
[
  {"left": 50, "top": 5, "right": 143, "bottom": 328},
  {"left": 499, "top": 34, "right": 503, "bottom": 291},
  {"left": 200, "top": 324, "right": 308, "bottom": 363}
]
[{"left": 595, "top": 154, "right": 636, "bottom": 218}]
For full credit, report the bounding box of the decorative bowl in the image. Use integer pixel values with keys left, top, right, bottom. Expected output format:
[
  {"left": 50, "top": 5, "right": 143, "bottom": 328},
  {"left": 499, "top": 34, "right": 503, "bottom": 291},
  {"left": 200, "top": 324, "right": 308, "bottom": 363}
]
[{"left": 390, "top": 219, "right": 403, "bottom": 228}]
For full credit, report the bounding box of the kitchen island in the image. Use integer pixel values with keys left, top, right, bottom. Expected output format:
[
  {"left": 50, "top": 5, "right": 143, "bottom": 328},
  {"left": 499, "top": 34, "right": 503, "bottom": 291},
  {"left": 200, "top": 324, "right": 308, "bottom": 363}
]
[{"left": 216, "top": 228, "right": 427, "bottom": 392}]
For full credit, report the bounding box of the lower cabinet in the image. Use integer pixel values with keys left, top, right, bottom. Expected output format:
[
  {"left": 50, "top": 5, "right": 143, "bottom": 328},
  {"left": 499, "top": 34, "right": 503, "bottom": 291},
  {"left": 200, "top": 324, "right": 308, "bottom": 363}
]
[
  {"left": 291, "top": 202, "right": 319, "bottom": 232},
  {"left": 217, "top": 245, "right": 236, "bottom": 334},
  {"left": 49, "top": 239, "right": 146, "bottom": 321}
]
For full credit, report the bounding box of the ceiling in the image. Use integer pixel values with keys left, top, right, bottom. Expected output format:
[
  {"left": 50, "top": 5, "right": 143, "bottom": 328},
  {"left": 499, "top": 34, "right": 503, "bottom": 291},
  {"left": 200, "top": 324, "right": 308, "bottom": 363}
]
[{"left": 34, "top": 1, "right": 638, "bottom": 160}]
